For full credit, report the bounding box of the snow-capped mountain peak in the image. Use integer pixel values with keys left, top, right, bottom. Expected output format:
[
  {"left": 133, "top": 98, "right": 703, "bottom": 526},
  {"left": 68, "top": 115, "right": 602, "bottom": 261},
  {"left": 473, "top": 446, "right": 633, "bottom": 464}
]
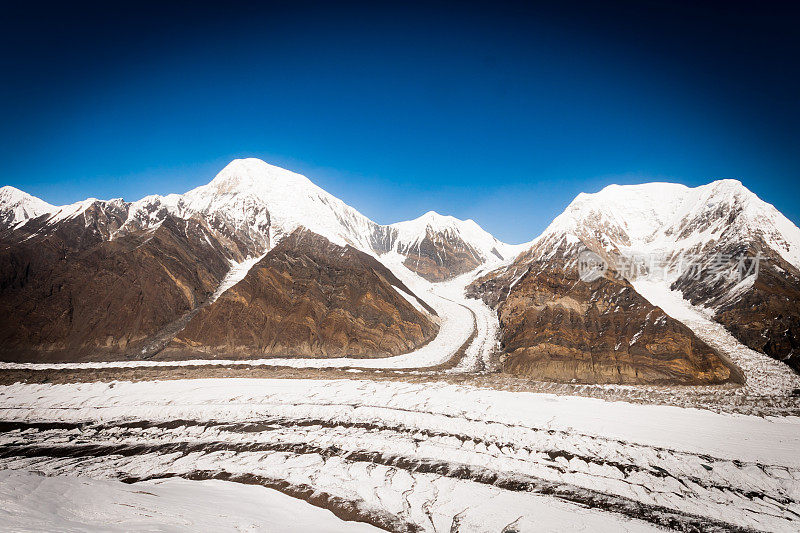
[
  {"left": 0, "top": 185, "right": 55, "bottom": 229},
  {"left": 176, "top": 159, "right": 524, "bottom": 269},
  {"left": 548, "top": 182, "right": 691, "bottom": 246},
  {"left": 525, "top": 178, "right": 800, "bottom": 273},
  {"left": 388, "top": 210, "right": 520, "bottom": 263},
  {"left": 175, "top": 158, "right": 379, "bottom": 253},
  {"left": 4, "top": 158, "right": 522, "bottom": 277},
  {"left": 205, "top": 158, "right": 318, "bottom": 196},
  {"left": 390, "top": 210, "right": 482, "bottom": 241}
]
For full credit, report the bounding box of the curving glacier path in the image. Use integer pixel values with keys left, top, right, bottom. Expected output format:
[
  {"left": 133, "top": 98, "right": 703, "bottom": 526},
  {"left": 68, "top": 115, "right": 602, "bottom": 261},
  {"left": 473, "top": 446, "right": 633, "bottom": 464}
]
[
  {"left": 0, "top": 254, "right": 500, "bottom": 372},
  {"left": 633, "top": 277, "right": 800, "bottom": 396}
]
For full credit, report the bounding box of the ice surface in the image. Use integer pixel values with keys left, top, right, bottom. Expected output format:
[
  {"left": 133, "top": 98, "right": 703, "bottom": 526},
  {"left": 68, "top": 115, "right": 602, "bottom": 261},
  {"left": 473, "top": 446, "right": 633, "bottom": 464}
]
[
  {"left": 0, "top": 470, "right": 379, "bottom": 532},
  {"left": 2, "top": 378, "right": 798, "bottom": 531}
]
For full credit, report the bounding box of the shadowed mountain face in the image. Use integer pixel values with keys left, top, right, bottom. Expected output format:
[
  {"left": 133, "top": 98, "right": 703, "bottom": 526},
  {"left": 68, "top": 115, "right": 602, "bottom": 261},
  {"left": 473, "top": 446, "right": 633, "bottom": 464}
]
[
  {"left": 671, "top": 245, "right": 800, "bottom": 373},
  {"left": 164, "top": 230, "right": 438, "bottom": 359},
  {"left": 0, "top": 210, "right": 232, "bottom": 362},
  {"left": 468, "top": 240, "right": 743, "bottom": 385},
  {"left": 396, "top": 228, "right": 486, "bottom": 282}
]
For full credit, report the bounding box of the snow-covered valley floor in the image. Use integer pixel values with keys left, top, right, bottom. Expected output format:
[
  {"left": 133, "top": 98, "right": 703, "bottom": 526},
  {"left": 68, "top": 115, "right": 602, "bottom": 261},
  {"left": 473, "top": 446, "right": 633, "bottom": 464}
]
[
  {"left": 1, "top": 378, "right": 799, "bottom": 532},
  {"left": 0, "top": 470, "right": 380, "bottom": 532}
]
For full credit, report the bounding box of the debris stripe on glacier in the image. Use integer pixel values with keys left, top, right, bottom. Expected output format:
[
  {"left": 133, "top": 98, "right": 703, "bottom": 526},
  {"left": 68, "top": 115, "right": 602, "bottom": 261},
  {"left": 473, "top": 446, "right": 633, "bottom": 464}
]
[
  {"left": 2, "top": 413, "right": 794, "bottom": 531},
  {"left": 2, "top": 378, "right": 798, "bottom": 531},
  {"left": 3, "top": 379, "right": 796, "bottom": 467},
  {"left": 0, "top": 455, "right": 658, "bottom": 533}
]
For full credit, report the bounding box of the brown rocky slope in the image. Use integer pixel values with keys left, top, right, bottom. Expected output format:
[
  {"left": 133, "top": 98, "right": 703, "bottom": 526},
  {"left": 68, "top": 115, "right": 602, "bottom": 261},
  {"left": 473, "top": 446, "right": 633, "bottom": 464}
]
[
  {"left": 0, "top": 209, "right": 232, "bottom": 362},
  {"left": 468, "top": 242, "right": 743, "bottom": 385},
  {"left": 162, "top": 229, "right": 438, "bottom": 359}
]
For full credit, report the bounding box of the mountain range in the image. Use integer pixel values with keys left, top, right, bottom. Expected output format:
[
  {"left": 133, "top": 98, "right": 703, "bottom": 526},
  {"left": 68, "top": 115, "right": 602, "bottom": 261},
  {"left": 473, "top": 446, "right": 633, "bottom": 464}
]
[{"left": 1, "top": 158, "right": 798, "bottom": 384}]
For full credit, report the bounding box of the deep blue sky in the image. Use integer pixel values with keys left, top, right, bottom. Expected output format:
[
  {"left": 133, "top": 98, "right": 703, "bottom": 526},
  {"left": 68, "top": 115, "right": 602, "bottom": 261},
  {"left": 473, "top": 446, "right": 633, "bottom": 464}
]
[{"left": 2, "top": 1, "right": 798, "bottom": 243}]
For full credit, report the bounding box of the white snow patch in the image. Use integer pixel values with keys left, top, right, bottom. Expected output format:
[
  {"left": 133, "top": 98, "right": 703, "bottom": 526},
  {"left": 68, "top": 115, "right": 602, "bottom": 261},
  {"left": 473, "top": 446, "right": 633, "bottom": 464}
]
[
  {"left": 209, "top": 254, "right": 266, "bottom": 303},
  {"left": 391, "top": 284, "right": 432, "bottom": 316}
]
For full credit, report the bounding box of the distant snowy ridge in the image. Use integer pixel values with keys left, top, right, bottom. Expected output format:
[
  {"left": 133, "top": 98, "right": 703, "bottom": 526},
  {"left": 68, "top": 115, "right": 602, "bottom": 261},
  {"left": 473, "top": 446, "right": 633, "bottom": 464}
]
[
  {"left": 526, "top": 179, "right": 800, "bottom": 272},
  {"left": 0, "top": 185, "right": 55, "bottom": 229},
  {"left": 6, "top": 163, "right": 799, "bottom": 279},
  {"left": 1, "top": 158, "right": 522, "bottom": 269},
  {"left": 387, "top": 210, "right": 527, "bottom": 265}
]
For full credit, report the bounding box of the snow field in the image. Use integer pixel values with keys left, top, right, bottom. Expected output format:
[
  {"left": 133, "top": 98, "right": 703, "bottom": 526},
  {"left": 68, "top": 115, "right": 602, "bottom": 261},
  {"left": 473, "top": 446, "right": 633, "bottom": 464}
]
[
  {"left": 1, "top": 378, "right": 799, "bottom": 531},
  {"left": 0, "top": 470, "right": 380, "bottom": 532}
]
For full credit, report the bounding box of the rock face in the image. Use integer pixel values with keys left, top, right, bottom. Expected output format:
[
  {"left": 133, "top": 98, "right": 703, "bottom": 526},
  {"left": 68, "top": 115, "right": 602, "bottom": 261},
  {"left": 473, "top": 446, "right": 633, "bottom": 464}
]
[
  {"left": 646, "top": 185, "right": 800, "bottom": 372},
  {"left": 0, "top": 209, "right": 232, "bottom": 362},
  {"left": 715, "top": 269, "right": 800, "bottom": 372},
  {"left": 672, "top": 248, "right": 800, "bottom": 372},
  {"left": 469, "top": 240, "right": 743, "bottom": 385},
  {"left": 382, "top": 211, "right": 521, "bottom": 282},
  {"left": 164, "top": 230, "right": 438, "bottom": 359},
  {"left": 394, "top": 227, "right": 486, "bottom": 282}
]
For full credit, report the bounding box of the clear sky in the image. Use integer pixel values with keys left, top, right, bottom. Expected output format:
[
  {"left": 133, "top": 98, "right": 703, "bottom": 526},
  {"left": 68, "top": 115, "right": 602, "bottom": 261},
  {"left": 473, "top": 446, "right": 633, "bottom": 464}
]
[{"left": 2, "top": 1, "right": 798, "bottom": 244}]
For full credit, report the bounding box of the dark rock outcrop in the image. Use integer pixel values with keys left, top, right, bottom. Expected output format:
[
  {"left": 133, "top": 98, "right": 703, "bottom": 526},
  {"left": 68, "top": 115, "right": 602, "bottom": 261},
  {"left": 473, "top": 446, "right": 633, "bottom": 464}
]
[{"left": 671, "top": 245, "right": 800, "bottom": 372}]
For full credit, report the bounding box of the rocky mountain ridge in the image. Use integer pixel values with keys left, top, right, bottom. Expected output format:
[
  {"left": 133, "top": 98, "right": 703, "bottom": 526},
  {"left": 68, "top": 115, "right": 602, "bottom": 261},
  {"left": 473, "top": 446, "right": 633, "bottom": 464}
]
[
  {"left": 164, "top": 229, "right": 438, "bottom": 359},
  {"left": 2, "top": 159, "right": 515, "bottom": 280},
  {"left": 0, "top": 186, "right": 55, "bottom": 230},
  {"left": 2, "top": 161, "right": 799, "bottom": 380}
]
